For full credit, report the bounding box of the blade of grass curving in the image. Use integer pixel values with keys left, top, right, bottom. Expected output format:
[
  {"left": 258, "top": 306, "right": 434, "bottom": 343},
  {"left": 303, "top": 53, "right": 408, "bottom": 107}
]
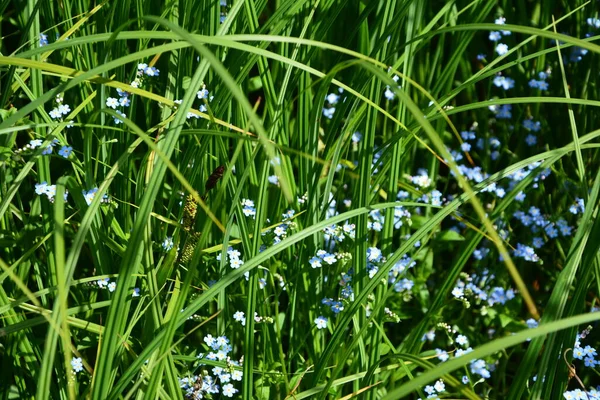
[
  {"left": 53, "top": 178, "right": 76, "bottom": 400},
  {"left": 515, "top": 167, "right": 600, "bottom": 398},
  {"left": 383, "top": 312, "right": 600, "bottom": 399},
  {"left": 552, "top": 16, "right": 586, "bottom": 187}
]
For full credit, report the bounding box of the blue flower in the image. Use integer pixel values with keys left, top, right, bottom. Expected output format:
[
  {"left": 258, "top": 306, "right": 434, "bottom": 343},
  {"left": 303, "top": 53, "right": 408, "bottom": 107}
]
[
  {"left": 322, "top": 107, "right": 335, "bottom": 119},
  {"left": 529, "top": 79, "right": 549, "bottom": 91},
  {"left": 584, "top": 357, "right": 597, "bottom": 368},
  {"left": 456, "top": 334, "right": 469, "bottom": 346},
  {"left": 532, "top": 237, "right": 544, "bottom": 249},
  {"left": 583, "top": 345, "right": 597, "bottom": 357},
  {"left": 461, "top": 130, "right": 476, "bottom": 140},
  {"left": 525, "top": 134, "right": 537, "bottom": 146},
  {"left": 470, "top": 359, "right": 491, "bottom": 378},
  {"left": 489, "top": 31, "right": 502, "bottom": 41},
  {"left": 113, "top": 110, "right": 126, "bottom": 124},
  {"left": 309, "top": 256, "right": 322, "bottom": 269},
  {"left": 241, "top": 198, "right": 256, "bottom": 218},
  {"left": 39, "top": 33, "right": 49, "bottom": 46},
  {"left": 58, "top": 146, "right": 73, "bottom": 158},
  {"left": 496, "top": 104, "right": 512, "bottom": 119},
  {"left": 435, "top": 348, "right": 449, "bottom": 362},
  {"left": 569, "top": 198, "right": 585, "bottom": 214},
  {"left": 197, "top": 87, "right": 209, "bottom": 100},
  {"left": 144, "top": 66, "right": 160, "bottom": 76},
  {"left": 526, "top": 318, "right": 539, "bottom": 329},
  {"left": 83, "top": 187, "right": 99, "bottom": 205},
  {"left": 523, "top": 119, "right": 541, "bottom": 132},
  {"left": 330, "top": 301, "right": 344, "bottom": 314},
  {"left": 513, "top": 243, "right": 539, "bottom": 262}
]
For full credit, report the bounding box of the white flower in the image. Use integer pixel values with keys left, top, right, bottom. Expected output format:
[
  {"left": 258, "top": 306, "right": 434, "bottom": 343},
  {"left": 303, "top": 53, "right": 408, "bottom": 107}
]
[
  {"left": 230, "top": 258, "right": 244, "bottom": 269},
  {"left": 233, "top": 311, "right": 246, "bottom": 325},
  {"left": 495, "top": 43, "right": 509, "bottom": 55},
  {"left": 231, "top": 370, "right": 243, "bottom": 381},
  {"left": 315, "top": 316, "right": 328, "bottom": 329},
  {"left": 434, "top": 379, "right": 446, "bottom": 393},
  {"left": 222, "top": 383, "right": 238, "bottom": 397},
  {"left": 58, "top": 104, "right": 71, "bottom": 115},
  {"left": 50, "top": 108, "right": 62, "bottom": 119},
  {"left": 241, "top": 198, "right": 254, "bottom": 207},
  {"left": 452, "top": 287, "right": 464, "bottom": 298},
  {"left": 106, "top": 97, "right": 119, "bottom": 109},
  {"left": 456, "top": 334, "right": 469, "bottom": 346},
  {"left": 203, "top": 334, "right": 215, "bottom": 347}
]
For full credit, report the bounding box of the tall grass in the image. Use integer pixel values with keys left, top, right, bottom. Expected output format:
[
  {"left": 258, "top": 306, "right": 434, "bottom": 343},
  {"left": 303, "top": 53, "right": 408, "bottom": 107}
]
[{"left": 1, "top": 0, "right": 600, "bottom": 398}]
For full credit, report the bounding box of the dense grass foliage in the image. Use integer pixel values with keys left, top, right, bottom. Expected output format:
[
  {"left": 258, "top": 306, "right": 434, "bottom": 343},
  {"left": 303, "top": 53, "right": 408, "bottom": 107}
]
[{"left": 2, "top": 0, "right": 600, "bottom": 398}]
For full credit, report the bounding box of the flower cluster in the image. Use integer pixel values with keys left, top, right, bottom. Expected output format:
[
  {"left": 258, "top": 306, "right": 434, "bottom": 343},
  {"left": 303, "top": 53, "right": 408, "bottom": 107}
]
[
  {"left": 18, "top": 137, "right": 72, "bottom": 158},
  {"left": 106, "top": 88, "right": 130, "bottom": 124},
  {"left": 528, "top": 71, "right": 550, "bottom": 91},
  {"left": 96, "top": 278, "right": 117, "bottom": 293},
  {"left": 82, "top": 187, "right": 112, "bottom": 206},
  {"left": 490, "top": 17, "right": 512, "bottom": 56},
  {"left": 217, "top": 246, "right": 245, "bottom": 270},
  {"left": 181, "top": 334, "right": 242, "bottom": 398},
  {"left": 241, "top": 198, "right": 256, "bottom": 218},
  {"left": 232, "top": 311, "right": 273, "bottom": 326},
  {"left": 492, "top": 74, "right": 514, "bottom": 90},
  {"left": 173, "top": 83, "right": 214, "bottom": 120},
  {"left": 384, "top": 74, "right": 400, "bottom": 101},
  {"left": 322, "top": 88, "right": 344, "bottom": 119},
  {"left": 71, "top": 357, "right": 83, "bottom": 373},
  {"left": 563, "top": 388, "right": 600, "bottom": 400},
  {"left": 49, "top": 94, "right": 73, "bottom": 126},
  {"left": 263, "top": 209, "right": 297, "bottom": 244},
  {"left": 309, "top": 249, "right": 340, "bottom": 269},
  {"left": 162, "top": 236, "right": 174, "bottom": 251},
  {"left": 451, "top": 271, "right": 516, "bottom": 308},
  {"left": 39, "top": 33, "right": 49, "bottom": 46},
  {"left": 35, "top": 181, "right": 68, "bottom": 202},
  {"left": 95, "top": 277, "right": 139, "bottom": 297},
  {"left": 421, "top": 379, "right": 446, "bottom": 399}
]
